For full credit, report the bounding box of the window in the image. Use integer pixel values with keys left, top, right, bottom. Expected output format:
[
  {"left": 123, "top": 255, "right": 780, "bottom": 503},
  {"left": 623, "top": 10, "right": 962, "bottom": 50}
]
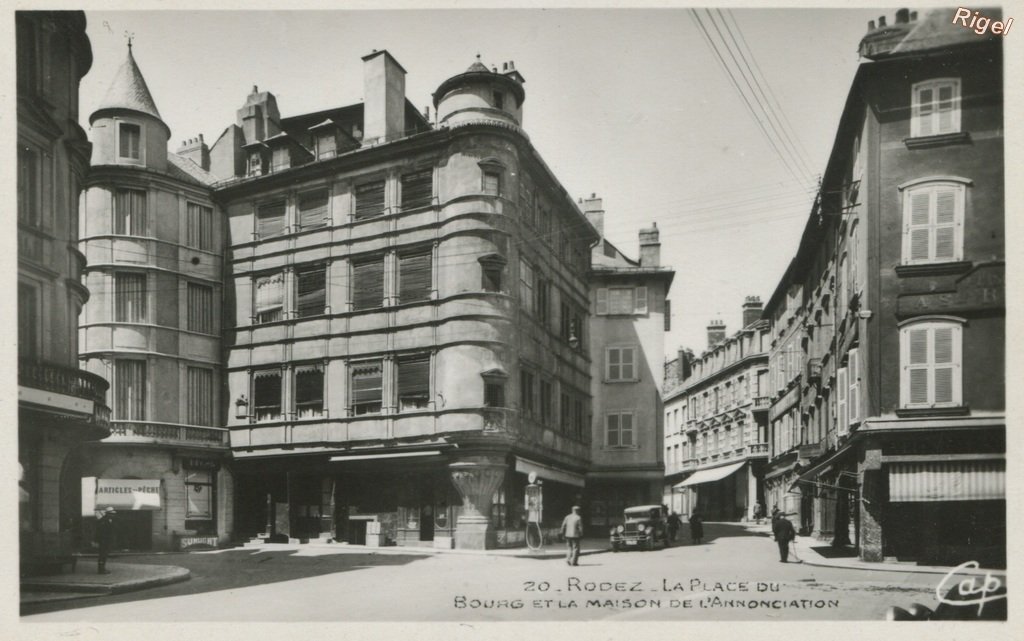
[
  {"left": 574, "top": 399, "right": 585, "bottom": 439},
  {"left": 298, "top": 189, "right": 329, "bottom": 230},
  {"left": 256, "top": 200, "right": 286, "bottom": 239},
  {"left": 520, "top": 369, "right": 535, "bottom": 417},
  {"left": 295, "top": 365, "right": 325, "bottom": 418},
  {"left": 401, "top": 170, "right": 433, "bottom": 210},
  {"left": 491, "top": 486, "right": 506, "bottom": 528},
  {"left": 253, "top": 369, "right": 282, "bottom": 421},
  {"left": 351, "top": 360, "right": 383, "bottom": 415},
  {"left": 606, "top": 412, "right": 634, "bottom": 447},
  {"left": 480, "top": 255, "right": 505, "bottom": 293},
  {"left": 836, "top": 367, "right": 848, "bottom": 436},
  {"left": 900, "top": 320, "right": 962, "bottom": 408},
  {"left": 902, "top": 181, "right": 965, "bottom": 264},
  {"left": 911, "top": 78, "right": 960, "bottom": 137},
  {"left": 493, "top": 91, "right": 504, "bottom": 110},
  {"left": 186, "top": 367, "right": 214, "bottom": 426},
  {"left": 254, "top": 273, "right": 284, "bottom": 323},
  {"left": 596, "top": 287, "right": 648, "bottom": 315},
  {"left": 352, "top": 257, "right": 385, "bottom": 311},
  {"left": 518, "top": 259, "right": 534, "bottom": 314},
  {"left": 482, "top": 171, "right": 501, "bottom": 196},
  {"left": 17, "top": 19, "right": 38, "bottom": 91},
  {"left": 187, "top": 282, "right": 214, "bottom": 333},
  {"left": 247, "top": 151, "right": 263, "bottom": 177},
  {"left": 354, "top": 180, "right": 386, "bottom": 220},
  {"left": 119, "top": 123, "right": 141, "bottom": 160},
  {"left": 115, "top": 272, "right": 147, "bottom": 322},
  {"left": 540, "top": 380, "right": 553, "bottom": 423},
  {"left": 848, "top": 348, "right": 861, "bottom": 427},
  {"left": 296, "top": 264, "right": 326, "bottom": 317},
  {"left": 397, "top": 355, "right": 430, "bottom": 411},
  {"left": 606, "top": 347, "right": 636, "bottom": 382},
  {"left": 185, "top": 470, "right": 213, "bottom": 519},
  {"left": 270, "top": 146, "right": 290, "bottom": 173},
  {"left": 186, "top": 203, "right": 214, "bottom": 250},
  {"left": 560, "top": 300, "right": 572, "bottom": 340},
  {"left": 114, "top": 189, "right": 146, "bottom": 236},
  {"left": 535, "top": 276, "right": 549, "bottom": 322},
  {"left": 484, "top": 380, "right": 506, "bottom": 407},
  {"left": 17, "top": 146, "right": 39, "bottom": 227},
  {"left": 114, "top": 359, "right": 147, "bottom": 420},
  {"left": 398, "top": 250, "right": 432, "bottom": 304},
  {"left": 560, "top": 391, "right": 571, "bottom": 433},
  {"left": 18, "top": 282, "right": 39, "bottom": 360},
  {"left": 315, "top": 132, "right": 337, "bottom": 160},
  {"left": 664, "top": 299, "right": 671, "bottom": 331}
]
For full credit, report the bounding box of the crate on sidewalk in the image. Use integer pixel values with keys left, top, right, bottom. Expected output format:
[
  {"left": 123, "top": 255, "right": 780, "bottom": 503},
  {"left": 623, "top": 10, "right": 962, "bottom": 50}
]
[{"left": 366, "top": 520, "right": 386, "bottom": 547}]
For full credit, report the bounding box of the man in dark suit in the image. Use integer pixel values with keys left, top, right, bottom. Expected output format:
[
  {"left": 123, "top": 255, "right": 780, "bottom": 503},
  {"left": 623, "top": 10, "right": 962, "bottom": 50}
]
[
  {"left": 773, "top": 512, "right": 796, "bottom": 562},
  {"left": 96, "top": 507, "right": 116, "bottom": 574}
]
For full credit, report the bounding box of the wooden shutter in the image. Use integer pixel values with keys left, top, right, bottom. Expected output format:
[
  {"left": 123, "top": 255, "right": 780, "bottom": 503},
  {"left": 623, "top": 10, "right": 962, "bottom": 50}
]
[
  {"left": 186, "top": 367, "right": 214, "bottom": 426},
  {"left": 836, "top": 367, "right": 848, "bottom": 435},
  {"left": 354, "top": 180, "right": 385, "bottom": 220},
  {"left": 257, "top": 200, "right": 286, "bottom": 238},
  {"left": 907, "top": 191, "right": 931, "bottom": 261},
  {"left": 937, "top": 84, "right": 955, "bottom": 134},
  {"left": 933, "top": 327, "right": 955, "bottom": 404},
  {"left": 187, "top": 282, "right": 214, "bottom": 333},
  {"left": 596, "top": 288, "right": 608, "bottom": 315},
  {"left": 917, "top": 87, "right": 934, "bottom": 136},
  {"left": 401, "top": 170, "right": 433, "bottom": 210},
  {"left": 399, "top": 251, "right": 432, "bottom": 303},
  {"left": 352, "top": 258, "right": 384, "bottom": 310},
  {"left": 298, "top": 190, "right": 329, "bottom": 230},
  {"left": 848, "top": 348, "right": 860, "bottom": 426},
  {"left": 296, "top": 265, "right": 326, "bottom": 317},
  {"left": 934, "top": 188, "right": 957, "bottom": 260},
  {"left": 397, "top": 355, "right": 430, "bottom": 399},
  {"left": 634, "top": 286, "right": 648, "bottom": 314},
  {"left": 906, "top": 328, "right": 929, "bottom": 405},
  {"left": 352, "top": 361, "right": 382, "bottom": 404},
  {"left": 115, "top": 360, "right": 147, "bottom": 420}
]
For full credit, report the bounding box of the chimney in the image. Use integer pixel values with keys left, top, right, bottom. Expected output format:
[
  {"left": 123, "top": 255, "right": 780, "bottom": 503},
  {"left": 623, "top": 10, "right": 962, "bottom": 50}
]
[
  {"left": 582, "top": 193, "right": 604, "bottom": 237},
  {"left": 362, "top": 49, "right": 407, "bottom": 143},
  {"left": 639, "top": 222, "right": 660, "bottom": 267},
  {"left": 176, "top": 134, "right": 210, "bottom": 171},
  {"left": 742, "top": 295, "right": 763, "bottom": 328},
  {"left": 895, "top": 8, "right": 909, "bottom": 24},
  {"left": 677, "top": 348, "right": 692, "bottom": 382},
  {"left": 236, "top": 85, "right": 281, "bottom": 144},
  {"left": 878, "top": 16, "right": 886, "bottom": 27},
  {"left": 707, "top": 319, "right": 726, "bottom": 349},
  {"left": 868, "top": 19, "right": 875, "bottom": 30},
  {"left": 910, "top": 11, "right": 918, "bottom": 21}
]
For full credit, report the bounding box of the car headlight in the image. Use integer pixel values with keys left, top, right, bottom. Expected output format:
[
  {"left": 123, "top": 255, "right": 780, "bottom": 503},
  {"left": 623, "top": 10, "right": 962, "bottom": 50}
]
[
  {"left": 610, "top": 528, "right": 616, "bottom": 536},
  {"left": 638, "top": 524, "right": 647, "bottom": 533},
  {"left": 617, "top": 525, "right": 624, "bottom": 533}
]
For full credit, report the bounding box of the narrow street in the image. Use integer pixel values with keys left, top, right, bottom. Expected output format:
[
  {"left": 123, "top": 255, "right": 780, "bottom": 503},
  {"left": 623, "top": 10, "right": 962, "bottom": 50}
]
[{"left": 25, "top": 523, "right": 945, "bottom": 621}]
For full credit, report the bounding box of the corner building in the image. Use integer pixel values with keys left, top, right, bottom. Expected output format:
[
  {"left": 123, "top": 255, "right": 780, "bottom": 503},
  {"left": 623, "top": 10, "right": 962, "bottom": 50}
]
[{"left": 219, "top": 54, "right": 597, "bottom": 549}]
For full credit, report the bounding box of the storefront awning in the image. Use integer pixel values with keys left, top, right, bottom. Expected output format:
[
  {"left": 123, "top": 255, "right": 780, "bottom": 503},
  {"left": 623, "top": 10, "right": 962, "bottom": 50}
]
[
  {"left": 674, "top": 461, "right": 745, "bottom": 489},
  {"left": 889, "top": 460, "right": 1005, "bottom": 502},
  {"left": 515, "top": 458, "right": 585, "bottom": 487},
  {"left": 789, "top": 444, "right": 857, "bottom": 491}
]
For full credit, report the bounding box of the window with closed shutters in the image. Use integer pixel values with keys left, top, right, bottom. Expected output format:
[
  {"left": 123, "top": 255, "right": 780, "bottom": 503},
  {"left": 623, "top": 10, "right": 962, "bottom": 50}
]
[
  {"left": 848, "top": 348, "right": 861, "bottom": 427},
  {"left": 296, "top": 265, "right": 326, "bottom": 317},
  {"left": 254, "top": 272, "right": 284, "bottom": 323},
  {"left": 902, "top": 182, "right": 965, "bottom": 264},
  {"left": 900, "top": 320, "right": 962, "bottom": 408},
  {"left": 836, "top": 367, "right": 848, "bottom": 436},
  {"left": 253, "top": 369, "right": 282, "bottom": 421},
  {"left": 186, "top": 367, "right": 214, "bottom": 426},
  {"left": 540, "top": 379, "right": 552, "bottom": 423},
  {"left": 482, "top": 171, "right": 501, "bottom": 196},
  {"left": 351, "top": 360, "right": 383, "bottom": 415},
  {"left": 352, "top": 257, "right": 385, "bottom": 310},
  {"left": 187, "top": 282, "right": 214, "bottom": 333},
  {"left": 186, "top": 202, "right": 214, "bottom": 250},
  {"left": 115, "top": 272, "right": 147, "bottom": 322},
  {"left": 399, "top": 250, "right": 432, "bottom": 304},
  {"left": 256, "top": 200, "right": 286, "bottom": 239},
  {"left": 114, "top": 359, "right": 147, "bottom": 420},
  {"left": 912, "top": 78, "right": 960, "bottom": 137},
  {"left": 295, "top": 365, "right": 324, "bottom": 418},
  {"left": 354, "top": 180, "right": 386, "bottom": 220},
  {"left": 397, "top": 355, "right": 430, "bottom": 410},
  {"left": 298, "top": 189, "right": 328, "bottom": 230},
  {"left": 114, "top": 189, "right": 147, "bottom": 236},
  {"left": 401, "top": 170, "right": 432, "bottom": 210},
  {"left": 519, "top": 259, "right": 534, "bottom": 314}
]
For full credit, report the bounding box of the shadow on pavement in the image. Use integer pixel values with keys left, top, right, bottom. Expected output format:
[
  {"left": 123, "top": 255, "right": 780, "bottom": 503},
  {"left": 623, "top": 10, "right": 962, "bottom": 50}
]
[
  {"left": 810, "top": 545, "right": 859, "bottom": 559},
  {"left": 675, "top": 521, "right": 769, "bottom": 547}
]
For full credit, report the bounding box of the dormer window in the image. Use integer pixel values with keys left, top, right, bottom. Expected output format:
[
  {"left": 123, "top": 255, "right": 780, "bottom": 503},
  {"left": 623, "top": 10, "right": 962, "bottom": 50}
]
[
  {"left": 315, "top": 133, "right": 336, "bottom": 160},
  {"left": 118, "top": 122, "right": 141, "bottom": 161},
  {"left": 247, "top": 151, "right": 263, "bottom": 177}
]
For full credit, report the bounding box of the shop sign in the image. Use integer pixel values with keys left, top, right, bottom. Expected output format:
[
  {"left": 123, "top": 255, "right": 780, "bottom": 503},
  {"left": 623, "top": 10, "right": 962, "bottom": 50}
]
[
  {"left": 95, "top": 479, "right": 162, "bottom": 510},
  {"left": 182, "top": 457, "right": 220, "bottom": 471},
  {"left": 897, "top": 263, "right": 1004, "bottom": 315},
  {"left": 178, "top": 535, "right": 218, "bottom": 550}
]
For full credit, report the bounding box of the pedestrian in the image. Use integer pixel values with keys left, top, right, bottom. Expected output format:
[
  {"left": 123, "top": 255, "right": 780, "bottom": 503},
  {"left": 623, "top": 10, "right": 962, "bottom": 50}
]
[
  {"left": 688, "top": 509, "right": 704, "bottom": 544},
  {"left": 95, "top": 506, "right": 116, "bottom": 574},
  {"left": 774, "top": 512, "right": 796, "bottom": 562},
  {"left": 753, "top": 501, "right": 764, "bottom": 523},
  {"left": 667, "top": 511, "right": 682, "bottom": 543},
  {"left": 560, "top": 505, "right": 583, "bottom": 566}
]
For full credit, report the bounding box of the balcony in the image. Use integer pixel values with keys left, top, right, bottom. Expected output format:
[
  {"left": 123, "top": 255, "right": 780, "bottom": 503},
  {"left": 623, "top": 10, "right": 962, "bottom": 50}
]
[
  {"left": 107, "top": 421, "right": 229, "bottom": 449},
  {"left": 752, "top": 396, "right": 770, "bottom": 412},
  {"left": 19, "top": 360, "right": 110, "bottom": 435},
  {"left": 684, "top": 419, "right": 699, "bottom": 435},
  {"left": 682, "top": 457, "right": 698, "bottom": 470},
  {"left": 748, "top": 442, "right": 769, "bottom": 456}
]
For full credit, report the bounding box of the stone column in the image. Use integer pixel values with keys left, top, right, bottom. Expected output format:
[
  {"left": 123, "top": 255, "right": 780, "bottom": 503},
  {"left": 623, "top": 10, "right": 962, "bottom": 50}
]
[
  {"left": 858, "top": 445, "right": 884, "bottom": 562},
  {"left": 449, "top": 456, "right": 506, "bottom": 550}
]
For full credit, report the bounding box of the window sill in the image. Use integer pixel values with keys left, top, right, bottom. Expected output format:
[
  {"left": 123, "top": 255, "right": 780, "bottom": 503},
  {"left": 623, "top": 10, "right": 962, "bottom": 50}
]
[
  {"left": 895, "top": 405, "right": 970, "bottom": 418},
  {"left": 903, "top": 132, "right": 971, "bottom": 150},
  {"left": 893, "top": 261, "right": 972, "bottom": 277},
  {"left": 604, "top": 445, "right": 639, "bottom": 451},
  {"left": 604, "top": 378, "right": 640, "bottom": 384}
]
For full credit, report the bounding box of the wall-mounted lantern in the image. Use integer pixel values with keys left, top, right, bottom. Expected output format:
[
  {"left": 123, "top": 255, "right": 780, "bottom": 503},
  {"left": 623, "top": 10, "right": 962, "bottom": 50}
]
[{"left": 235, "top": 395, "right": 249, "bottom": 420}]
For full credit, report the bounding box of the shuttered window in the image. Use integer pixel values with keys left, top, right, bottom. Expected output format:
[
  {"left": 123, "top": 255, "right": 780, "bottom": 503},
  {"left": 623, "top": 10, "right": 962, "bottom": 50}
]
[
  {"left": 114, "top": 360, "right": 147, "bottom": 420},
  {"left": 115, "top": 272, "right": 147, "bottom": 322},
  {"left": 606, "top": 347, "right": 636, "bottom": 382},
  {"left": 836, "top": 367, "right": 848, "bottom": 436},
  {"left": 519, "top": 259, "right": 534, "bottom": 314},
  {"left": 352, "top": 257, "right": 385, "bottom": 311},
  {"left": 186, "top": 203, "right": 214, "bottom": 250},
  {"left": 482, "top": 171, "right": 501, "bottom": 196},
  {"left": 256, "top": 200, "right": 286, "bottom": 239},
  {"left": 912, "top": 79, "right": 960, "bottom": 137},
  {"left": 254, "top": 272, "right": 284, "bottom": 323},
  {"left": 296, "top": 265, "right": 326, "bottom": 318},
  {"left": 119, "top": 123, "right": 141, "bottom": 160},
  {"left": 18, "top": 282, "right": 38, "bottom": 360},
  {"left": 253, "top": 369, "right": 282, "bottom": 421},
  {"left": 187, "top": 282, "right": 214, "bottom": 333},
  {"left": 848, "top": 348, "right": 861, "bottom": 427},
  {"left": 114, "top": 189, "right": 147, "bottom": 236},
  {"left": 540, "top": 380, "right": 553, "bottom": 423},
  {"left": 560, "top": 391, "right": 571, "bottom": 433},
  {"left": 397, "top": 355, "right": 430, "bottom": 410},
  {"left": 401, "top": 170, "right": 433, "bottom": 210},
  {"left": 295, "top": 365, "right": 324, "bottom": 418},
  {"left": 18, "top": 147, "right": 39, "bottom": 226},
  {"left": 354, "top": 180, "right": 386, "bottom": 220},
  {"left": 398, "top": 251, "right": 432, "bottom": 304},
  {"left": 901, "top": 321, "right": 962, "bottom": 408},
  {"left": 607, "top": 412, "right": 633, "bottom": 447},
  {"left": 902, "top": 182, "right": 964, "bottom": 264},
  {"left": 186, "top": 367, "right": 214, "bottom": 426},
  {"left": 520, "top": 369, "right": 535, "bottom": 417},
  {"left": 351, "top": 361, "right": 383, "bottom": 415},
  {"left": 298, "top": 189, "right": 329, "bottom": 230}
]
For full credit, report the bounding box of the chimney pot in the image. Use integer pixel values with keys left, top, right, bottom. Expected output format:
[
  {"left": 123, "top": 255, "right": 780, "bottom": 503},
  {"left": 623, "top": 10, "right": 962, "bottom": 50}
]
[
  {"left": 910, "top": 11, "right": 917, "bottom": 21},
  {"left": 868, "top": 19, "right": 875, "bottom": 30},
  {"left": 896, "top": 8, "right": 909, "bottom": 23},
  {"left": 878, "top": 16, "right": 886, "bottom": 27}
]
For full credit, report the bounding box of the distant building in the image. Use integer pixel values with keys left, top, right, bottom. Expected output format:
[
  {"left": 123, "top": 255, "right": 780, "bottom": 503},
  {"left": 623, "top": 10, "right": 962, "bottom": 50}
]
[
  {"left": 584, "top": 197, "right": 674, "bottom": 530},
  {"left": 17, "top": 11, "right": 110, "bottom": 573},
  {"left": 765, "top": 9, "right": 1004, "bottom": 566},
  {"left": 662, "top": 298, "right": 770, "bottom": 520},
  {"left": 77, "top": 44, "right": 232, "bottom": 551}
]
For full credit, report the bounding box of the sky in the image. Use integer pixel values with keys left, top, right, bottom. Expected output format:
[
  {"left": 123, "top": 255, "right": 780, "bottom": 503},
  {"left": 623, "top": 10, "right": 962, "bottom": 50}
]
[{"left": 79, "top": 7, "right": 889, "bottom": 360}]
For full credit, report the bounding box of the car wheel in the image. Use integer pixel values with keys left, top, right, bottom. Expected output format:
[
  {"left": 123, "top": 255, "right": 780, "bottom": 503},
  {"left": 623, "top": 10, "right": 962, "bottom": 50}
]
[
  {"left": 612, "top": 543, "right": 620, "bottom": 552},
  {"left": 646, "top": 538, "right": 655, "bottom": 552}
]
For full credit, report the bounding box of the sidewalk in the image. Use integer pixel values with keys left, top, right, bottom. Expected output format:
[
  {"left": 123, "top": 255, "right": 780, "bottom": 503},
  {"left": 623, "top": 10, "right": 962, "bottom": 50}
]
[
  {"left": 21, "top": 562, "right": 191, "bottom": 606},
  {"left": 237, "top": 536, "right": 611, "bottom": 559}
]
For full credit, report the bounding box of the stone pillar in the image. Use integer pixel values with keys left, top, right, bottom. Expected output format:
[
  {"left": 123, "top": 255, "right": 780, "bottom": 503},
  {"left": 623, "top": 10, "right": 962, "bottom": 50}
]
[
  {"left": 449, "top": 456, "right": 506, "bottom": 550},
  {"left": 858, "top": 445, "right": 884, "bottom": 562}
]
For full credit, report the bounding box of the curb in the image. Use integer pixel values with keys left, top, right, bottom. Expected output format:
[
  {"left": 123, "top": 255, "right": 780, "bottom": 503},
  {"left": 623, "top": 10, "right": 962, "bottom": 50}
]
[
  {"left": 21, "top": 566, "right": 191, "bottom": 598},
  {"left": 236, "top": 541, "right": 612, "bottom": 559}
]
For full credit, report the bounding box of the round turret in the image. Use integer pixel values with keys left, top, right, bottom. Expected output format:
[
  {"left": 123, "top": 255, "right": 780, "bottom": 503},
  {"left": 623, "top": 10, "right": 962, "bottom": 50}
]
[{"left": 433, "top": 57, "right": 526, "bottom": 128}]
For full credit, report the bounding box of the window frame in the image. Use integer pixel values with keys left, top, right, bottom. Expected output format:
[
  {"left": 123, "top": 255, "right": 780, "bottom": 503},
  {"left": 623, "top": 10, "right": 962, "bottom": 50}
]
[
  {"left": 900, "top": 180, "right": 967, "bottom": 265},
  {"left": 396, "top": 353, "right": 431, "bottom": 412},
  {"left": 113, "top": 358, "right": 147, "bottom": 421},
  {"left": 186, "top": 366, "right": 215, "bottom": 426},
  {"left": 253, "top": 271, "right": 285, "bottom": 324},
  {"left": 899, "top": 318, "right": 964, "bottom": 409},
  {"left": 186, "top": 202, "right": 214, "bottom": 251},
  {"left": 297, "top": 188, "right": 330, "bottom": 231},
  {"left": 186, "top": 281, "right": 215, "bottom": 334},
  {"left": 605, "top": 411, "right": 635, "bottom": 448},
  {"left": 605, "top": 346, "right": 637, "bottom": 382},
  {"left": 295, "top": 263, "right": 327, "bottom": 318},
  {"left": 252, "top": 368, "right": 283, "bottom": 422},
  {"left": 294, "top": 363, "right": 326, "bottom": 419},
  {"left": 184, "top": 469, "right": 215, "bottom": 521},
  {"left": 398, "top": 249, "right": 433, "bottom": 305},
  {"left": 113, "top": 188, "right": 148, "bottom": 237},
  {"left": 350, "top": 359, "right": 384, "bottom": 416},
  {"left": 351, "top": 255, "right": 386, "bottom": 311},
  {"left": 354, "top": 179, "right": 387, "bottom": 221},
  {"left": 400, "top": 169, "right": 433, "bottom": 211},
  {"left": 114, "top": 271, "right": 148, "bottom": 323},
  {"left": 911, "top": 78, "right": 961, "bottom": 138},
  {"left": 255, "top": 199, "right": 287, "bottom": 240},
  {"left": 117, "top": 121, "right": 143, "bottom": 163}
]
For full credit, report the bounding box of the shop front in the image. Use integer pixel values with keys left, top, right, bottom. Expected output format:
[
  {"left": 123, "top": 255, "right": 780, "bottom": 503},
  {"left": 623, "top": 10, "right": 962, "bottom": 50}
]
[{"left": 675, "top": 461, "right": 750, "bottom": 521}]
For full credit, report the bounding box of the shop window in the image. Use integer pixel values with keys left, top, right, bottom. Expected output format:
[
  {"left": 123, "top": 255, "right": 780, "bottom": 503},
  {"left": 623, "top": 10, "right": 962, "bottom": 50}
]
[
  {"left": 295, "top": 365, "right": 325, "bottom": 419},
  {"left": 351, "top": 360, "right": 383, "bottom": 415},
  {"left": 606, "top": 411, "right": 633, "bottom": 447},
  {"left": 298, "top": 189, "right": 329, "bottom": 230},
  {"left": 397, "top": 354, "right": 430, "bottom": 411},
  {"left": 115, "top": 272, "right": 147, "bottom": 322},
  {"left": 296, "top": 264, "right": 327, "bottom": 317},
  {"left": 114, "top": 189, "right": 147, "bottom": 236},
  {"left": 352, "top": 257, "right": 385, "bottom": 311},
  {"left": 253, "top": 369, "right": 282, "bottom": 421},
  {"left": 186, "top": 202, "right": 214, "bottom": 250},
  {"left": 186, "top": 367, "right": 214, "bottom": 426},
  {"left": 185, "top": 470, "right": 214, "bottom": 520},
  {"left": 354, "top": 180, "right": 386, "bottom": 220},
  {"left": 256, "top": 200, "right": 286, "bottom": 239},
  {"left": 398, "top": 250, "right": 432, "bottom": 304},
  {"left": 254, "top": 272, "right": 284, "bottom": 323},
  {"left": 401, "top": 169, "right": 433, "bottom": 210},
  {"left": 911, "top": 78, "right": 960, "bottom": 137},
  {"left": 114, "top": 359, "right": 147, "bottom": 420}
]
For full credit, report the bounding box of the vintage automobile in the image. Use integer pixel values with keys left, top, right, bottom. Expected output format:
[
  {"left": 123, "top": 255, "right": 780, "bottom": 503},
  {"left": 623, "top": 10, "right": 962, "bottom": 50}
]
[
  {"left": 609, "top": 505, "right": 670, "bottom": 551},
  {"left": 885, "top": 577, "right": 1007, "bottom": 621}
]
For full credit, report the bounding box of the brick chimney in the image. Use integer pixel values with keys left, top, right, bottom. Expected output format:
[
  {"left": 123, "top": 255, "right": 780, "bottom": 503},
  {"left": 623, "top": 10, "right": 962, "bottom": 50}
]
[
  {"left": 707, "top": 319, "right": 726, "bottom": 349},
  {"left": 176, "top": 134, "right": 210, "bottom": 171},
  {"left": 742, "top": 295, "right": 763, "bottom": 328},
  {"left": 236, "top": 85, "right": 281, "bottom": 144},
  {"left": 639, "top": 222, "right": 660, "bottom": 267},
  {"left": 582, "top": 193, "right": 604, "bottom": 237},
  {"left": 362, "top": 49, "right": 407, "bottom": 143}
]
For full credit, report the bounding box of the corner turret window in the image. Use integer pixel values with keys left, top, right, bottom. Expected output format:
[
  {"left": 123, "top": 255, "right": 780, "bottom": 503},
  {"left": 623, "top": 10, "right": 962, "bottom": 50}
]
[
  {"left": 493, "top": 91, "right": 505, "bottom": 110},
  {"left": 478, "top": 158, "right": 505, "bottom": 197},
  {"left": 479, "top": 254, "right": 506, "bottom": 293},
  {"left": 114, "top": 189, "right": 147, "bottom": 236},
  {"left": 118, "top": 123, "right": 141, "bottom": 161}
]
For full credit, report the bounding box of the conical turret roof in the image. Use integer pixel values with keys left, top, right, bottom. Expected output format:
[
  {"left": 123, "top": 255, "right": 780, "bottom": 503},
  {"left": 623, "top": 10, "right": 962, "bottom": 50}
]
[{"left": 93, "top": 44, "right": 163, "bottom": 123}]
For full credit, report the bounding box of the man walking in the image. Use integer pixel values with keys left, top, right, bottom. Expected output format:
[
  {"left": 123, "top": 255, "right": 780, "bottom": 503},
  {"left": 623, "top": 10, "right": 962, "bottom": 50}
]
[
  {"left": 773, "top": 512, "right": 796, "bottom": 562},
  {"left": 688, "top": 509, "right": 704, "bottom": 544},
  {"left": 95, "top": 506, "right": 116, "bottom": 574},
  {"left": 560, "top": 505, "right": 583, "bottom": 566}
]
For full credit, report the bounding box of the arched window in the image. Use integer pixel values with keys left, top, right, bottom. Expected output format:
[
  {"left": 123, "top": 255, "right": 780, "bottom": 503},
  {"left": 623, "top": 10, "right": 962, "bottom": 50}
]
[{"left": 899, "top": 317, "right": 964, "bottom": 408}]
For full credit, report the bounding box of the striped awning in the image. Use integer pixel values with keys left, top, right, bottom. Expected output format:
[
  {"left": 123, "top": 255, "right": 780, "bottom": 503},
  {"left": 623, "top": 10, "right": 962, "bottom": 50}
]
[{"left": 888, "top": 460, "right": 1005, "bottom": 502}]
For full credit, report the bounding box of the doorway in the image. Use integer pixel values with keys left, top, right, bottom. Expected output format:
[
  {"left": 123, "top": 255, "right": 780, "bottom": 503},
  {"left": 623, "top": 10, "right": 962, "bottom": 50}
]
[{"left": 113, "top": 510, "right": 153, "bottom": 551}]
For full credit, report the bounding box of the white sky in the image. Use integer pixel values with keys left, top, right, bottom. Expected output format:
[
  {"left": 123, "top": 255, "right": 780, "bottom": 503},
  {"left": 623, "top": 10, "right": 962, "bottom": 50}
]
[{"left": 81, "top": 7, "right": 893, "bottom": 359}]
